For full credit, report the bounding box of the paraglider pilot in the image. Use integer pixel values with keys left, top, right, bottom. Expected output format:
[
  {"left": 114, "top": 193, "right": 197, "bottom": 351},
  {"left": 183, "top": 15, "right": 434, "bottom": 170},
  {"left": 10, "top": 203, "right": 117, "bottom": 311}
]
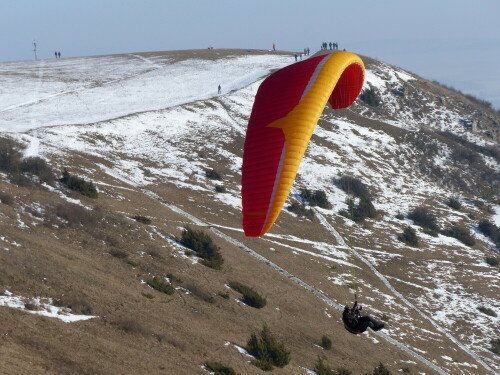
[{"left": 342, "top": 300, "right": 385, "bottom": 334}]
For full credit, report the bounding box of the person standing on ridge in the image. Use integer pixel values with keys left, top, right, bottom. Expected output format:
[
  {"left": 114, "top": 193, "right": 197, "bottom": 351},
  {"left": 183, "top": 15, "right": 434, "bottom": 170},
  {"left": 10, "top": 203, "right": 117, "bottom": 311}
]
[
  {"left": 218, "top": 84, "right": 221, "bottom": 94},
  {"left": 273, "top": 43, "right": 275, "bottom": 51}
]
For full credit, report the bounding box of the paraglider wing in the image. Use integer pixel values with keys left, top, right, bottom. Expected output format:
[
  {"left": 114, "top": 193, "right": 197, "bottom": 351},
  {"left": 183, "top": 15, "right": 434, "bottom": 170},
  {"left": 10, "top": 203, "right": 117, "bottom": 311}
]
[{"left": 242, "top": 51, "right": 365, "bottom": 236}]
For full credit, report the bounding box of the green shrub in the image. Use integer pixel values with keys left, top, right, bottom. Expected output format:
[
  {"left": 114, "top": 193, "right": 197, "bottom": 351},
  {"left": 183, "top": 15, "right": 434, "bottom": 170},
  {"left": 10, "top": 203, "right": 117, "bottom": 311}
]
[
  {"left": 447, "top": 196, "right": 461, "bottom": 210},
  {"left": 228, "top": 281, "right": 266, "bottom": 308},
  {"left": 359, "top": 86, "right": 380, "bottom": 107},
  {"left": 0, "top": 191, "right": 14, "bottom": 205},
  {"left": 408, "top": 206, "right": 439, "bottom": 231},
  {"left": 110, "top": 249, "right": 128, "bottom": 259},
  {"left": 395, "top": 212, "right": 404, "bottom": 220},
  {"left": 340, "top": 197, "right": 377, "bottom": 222},
  {"left": 334, "top": 369, "right": 353, "bottom": 375},
  {"left": 205, "top": 168, "right": 222, "bottom": 180},
  {"left": 398, "top": 226, "right": 419, "bottom": 247},
  {"left": 20, "top": 156, "right": 54, "bottom": 183},
  {"left": 441, "top": 225, "right": 475, "bottom": 246},
  {"left": 180, "top": 226, "right": 224, "bottom": 270},
  {"left": 146, "top": 276, "right": 175, "bottom": 295},
  {"left": 246, "top": 325, "right": 290, "bottom": 370},
  {"left": 485, "top": 257, "right": 499, "bottom": 266},
  {"left": 401, "top": 367, "right": 411, "bottom": 373},
  {"left": 478, "top": 306, "right": 497, "bottom": 317},
  {"left": 335, "top": 176, "right": 371, "bottom": 199},
  {"left": 205, "top": 362, "right": 237, "bottom": 375},
  {"left": 315, "top": 357, "right": 334, "bottom": 375},
  {"left": 60, "top": 169, "right": 98, "bottom": 198},
  {"left": 490, "top": 338, "right": 500, "bottom": 354},
  {"left": 300, "top": 188, "right": 332, "bottom": 209},
  {"left": 287, "top": 201, "right": 315, "bottom": 220},
  {"left": 314, "top": 357, "right": 352, "bottom": 375},
  {"left": 371, "top": 363, "right": 392, "bottom": 375},
  {"left": 132, "top": 215, "right": 152, "bottom": 224},
  {"left": 215, "top": 185, "right": 226, "bottom": 193},
  {"left": 478, "top": 220, "right": 500, "bottom": 247},
  {"left": 321, "top": 335, "right": 332, "bottom": 349},
  {"left": 0, "top": 138, "right": 21, "bottom": 173}
]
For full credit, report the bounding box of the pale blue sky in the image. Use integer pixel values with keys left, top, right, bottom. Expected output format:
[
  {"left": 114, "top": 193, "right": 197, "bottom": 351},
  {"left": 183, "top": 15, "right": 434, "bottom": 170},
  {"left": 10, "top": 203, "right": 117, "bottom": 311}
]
[{"left": 2, "top": 0, "right": 499, "bottom": 107}]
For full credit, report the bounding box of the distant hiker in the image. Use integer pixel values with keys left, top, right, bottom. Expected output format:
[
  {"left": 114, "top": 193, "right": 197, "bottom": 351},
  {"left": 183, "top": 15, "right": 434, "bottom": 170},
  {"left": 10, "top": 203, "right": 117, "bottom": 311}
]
[
  {"left": 307, "top": 47, "right": 310, "bottom": 55},
  {"left": 342, "top": 301, "right": 385, "bottom": 334},
  {"left": 273, "top": 43, "right": 276, "bottom": 51},
  {"left": 54, "top": 51, "right": 58, "bottom": 58},
  {"left": 58, "top": 51, "right": 61, "bottom": 58},
  {"left": 218, "top": 84, "right": 221, "bottom": 94},
  {"left": 329, "top": 42, "right": 332, "bottom": 50},
  {"left": 294, "top": 54, "right": 297, "bottom": 62}
]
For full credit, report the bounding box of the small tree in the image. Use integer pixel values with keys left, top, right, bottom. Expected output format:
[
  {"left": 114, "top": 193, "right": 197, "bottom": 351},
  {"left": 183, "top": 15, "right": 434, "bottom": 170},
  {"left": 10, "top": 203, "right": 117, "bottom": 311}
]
[
  {"left": 485, "top": 257, "right": 499, "bottom": 266},
  {"left": 398, "top": 226, "right": 419, "bottom": 247},
  {"left": 314, "top": 356, "right": 334, "bottom": 375},
  {"left": 228, "top": 281, "right": 266, "bottom": 308},
  {"left": 359, "top": 86, "right": 380, "bottom": 107},
  {"left": 60, "top": 169, "right": 98, "bottom": 198},
  {"left": 447, "top": 196, "right": 461, "bottom": 210},
  {"left": 204, "top": 362, "right": 237, "bottom": 375},
  {"left": 300, "top": 188, "right": 332, "bottom": 209},
  {"left": 441, "top": 225, "right": 475, "bottom": 246},
  {"left": 408, "top": 206, "right": 439, "bottom": 233},
  {"left": 180, "top": 226, "right": 224, "bottom": 269},
  {"left": 246, "top": 325, "right": 290, "bottom": 371},
  {"left": 205, "top": 168, "right": 222, "bottom": 180},
  {"left": 146, "top": 276, "right": 175, "bottom": 295},
  {"left": 320, "top": 335, "right": 332, "bottom": 349},
  {"left": 335, "top": 176, "right": 371, "bottom": 199},
  {"left": 489, "top": 338, "right": 500, "bottom": 355},
  {"left": 372, "top": 363, "right": 392, "bottom": 375}
]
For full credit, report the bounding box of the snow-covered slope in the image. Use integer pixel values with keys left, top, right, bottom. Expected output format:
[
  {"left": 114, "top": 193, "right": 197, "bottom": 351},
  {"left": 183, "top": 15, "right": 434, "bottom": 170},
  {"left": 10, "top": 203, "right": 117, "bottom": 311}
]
[{"left": 1, "top": 49, "right": 498, "bottom": 375}]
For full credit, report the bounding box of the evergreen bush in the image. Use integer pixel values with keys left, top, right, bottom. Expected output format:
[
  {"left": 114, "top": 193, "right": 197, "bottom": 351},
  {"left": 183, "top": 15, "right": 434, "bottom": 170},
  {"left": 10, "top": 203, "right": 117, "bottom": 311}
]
[
  {"left": 408, "top": 207, "right": 439, "bottom": 232},
  {"left": 300, "top": 188, "right": 332, "bottom": 209},
  {"left": 0, "top": 138, "right": 21, "bottom": 173},
  {"left": 485, "top": 257, "right": 499, "bottom": 266},
  {"left": 180, "top": 226, "right": 224, "bottom": 270},
  {"left": 20, "top": 157, "right": 54, "bottom": 183},
  {"left": 205, "top": 362, "right": 237, "bottom": 375},
  {"left": 447, "top": 196, "right": 461, "bottom": 210},
  {"left": 359, "top": 86, "right": 380, "bottom": 107},
  {"left": 340, "top": 197, "right": 377, "bottom": 223},
  {"left": 246, "top": 325, "right": 290, "bottom": 371},
  {"left": 478, "top": 306, "right": 497, "bottom": 317},
  {"left": 490, "top": 338, "right": 500, "bottom": 354},
  {"left": 228, "top": 281, "right": 266, "bottom": 308},
  {"left": 398, "top": 226, "right": 419, "bottom": 247},
  {"left": 335, "top": 176, "right": 371, "bottom": 199},
  {"left": 287, "top": 201, "right": 315, "bottom": 220},
  {"left": 205, "top": 168, "right": 222, "bottom": 180},
  {"left": 315, "top": 357, "right": 334, "bottom": 375},
  {"left": 320, "top": 335, "right": 332, "bottom": 349},
  {"left": 132, "top": 215, "right": 152, "bottom": 224},
  {"left": 0, "top": 191, "right": 14, "bottom": 205},
  {"left": 215, "top": 185, "right": 226, "bottom": 193},
  {"left": 478, "top": 220, "right": 500, "bottom": 247},
  {"left": 441, "top": 225, "right": 475, "bottom": 246},
  {"left": 60, "top": 169, "right": 98, "bottom": 198},
  {"left": 146, "top": 276, "right": 175, "bottom": 295},
  {"left": 371, "top": 363, "right": 392, "bottom": 375}
]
